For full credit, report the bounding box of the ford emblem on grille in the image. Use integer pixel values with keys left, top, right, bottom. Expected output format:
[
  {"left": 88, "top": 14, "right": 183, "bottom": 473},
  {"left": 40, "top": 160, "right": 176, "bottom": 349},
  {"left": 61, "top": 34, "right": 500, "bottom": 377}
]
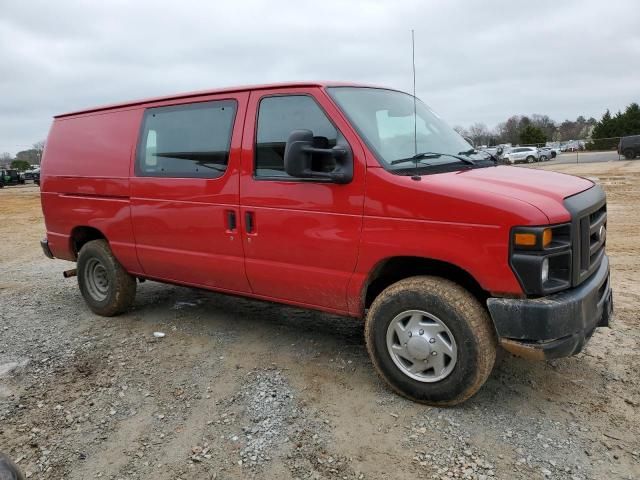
[{"left": 599, "top": 225, "right": 606, "bottom": 243}]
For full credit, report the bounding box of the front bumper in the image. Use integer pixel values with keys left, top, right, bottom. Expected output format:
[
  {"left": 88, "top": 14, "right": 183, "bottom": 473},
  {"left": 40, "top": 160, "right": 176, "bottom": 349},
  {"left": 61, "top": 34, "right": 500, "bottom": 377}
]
[
  {"left": 40, "top": 238, "right": 54, "bottom": 259},
  {"left": 487, "top": 255, "right": 612, "bottom": 360}
]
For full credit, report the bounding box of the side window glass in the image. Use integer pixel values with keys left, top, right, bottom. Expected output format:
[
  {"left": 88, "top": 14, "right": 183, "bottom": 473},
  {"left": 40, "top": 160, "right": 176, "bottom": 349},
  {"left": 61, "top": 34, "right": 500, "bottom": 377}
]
[
  {"left": 255, "top": 95, "right": 338, "bottom": 178},
  {"left": 137, "top": 100, "right": 237, "bottom": 178}
]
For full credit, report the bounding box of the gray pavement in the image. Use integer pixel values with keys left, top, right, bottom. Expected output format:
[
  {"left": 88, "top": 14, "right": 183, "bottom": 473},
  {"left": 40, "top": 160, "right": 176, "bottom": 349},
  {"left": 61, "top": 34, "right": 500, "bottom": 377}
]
[{"left": 545, "top": 150, "right": 623, "bottom": 165}]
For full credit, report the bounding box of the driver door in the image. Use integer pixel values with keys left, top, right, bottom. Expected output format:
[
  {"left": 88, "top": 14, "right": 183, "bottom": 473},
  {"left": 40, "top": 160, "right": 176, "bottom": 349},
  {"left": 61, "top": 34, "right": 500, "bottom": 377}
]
[{"left": 239, "top": 87, "right": 366, "bottom": 313}]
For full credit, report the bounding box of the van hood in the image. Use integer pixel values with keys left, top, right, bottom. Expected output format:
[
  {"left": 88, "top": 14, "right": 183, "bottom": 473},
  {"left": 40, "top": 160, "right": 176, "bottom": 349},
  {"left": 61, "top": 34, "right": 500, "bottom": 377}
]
[{"left": 441, "top": 166, "right": 594, "bottom": 223}]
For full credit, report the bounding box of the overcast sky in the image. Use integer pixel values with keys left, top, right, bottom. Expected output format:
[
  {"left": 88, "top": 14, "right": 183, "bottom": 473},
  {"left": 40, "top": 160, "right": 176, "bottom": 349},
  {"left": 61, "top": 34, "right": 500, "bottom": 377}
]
[{"left": 1, "top": 0, "right": 639, "bottom": 155}]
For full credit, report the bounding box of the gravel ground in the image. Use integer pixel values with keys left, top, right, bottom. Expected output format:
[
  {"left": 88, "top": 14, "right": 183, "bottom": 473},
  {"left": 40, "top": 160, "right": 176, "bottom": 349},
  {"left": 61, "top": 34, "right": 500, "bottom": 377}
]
[{"left": 1, "top": 161, "right": 639, "bottom": 479}]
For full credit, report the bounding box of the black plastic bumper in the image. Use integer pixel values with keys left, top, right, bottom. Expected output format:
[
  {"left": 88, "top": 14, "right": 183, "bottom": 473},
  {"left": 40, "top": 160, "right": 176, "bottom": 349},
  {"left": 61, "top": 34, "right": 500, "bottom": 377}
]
[
  {"left": 40, "top": 238, "right": 54, "bottom": 259},
  {"left": 487, "top": 255, "right": 612, "bottom": 360}
]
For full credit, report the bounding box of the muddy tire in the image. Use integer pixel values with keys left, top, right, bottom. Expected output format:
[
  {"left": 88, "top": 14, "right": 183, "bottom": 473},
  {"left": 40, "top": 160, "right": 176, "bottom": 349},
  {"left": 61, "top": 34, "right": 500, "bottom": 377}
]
[
  {"left": 365, "top": 276, "right": 496, "bottom": 406},
  {"left": 77, "top": 239, "right": 136, "bottom": 316},
  {"left": 0, "top": 451, "right": 25, "bottom": 480}
]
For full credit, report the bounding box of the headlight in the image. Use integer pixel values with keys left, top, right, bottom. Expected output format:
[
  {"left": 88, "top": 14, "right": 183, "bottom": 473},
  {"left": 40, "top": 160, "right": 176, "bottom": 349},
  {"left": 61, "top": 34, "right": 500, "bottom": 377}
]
[{"left": 510, "top": 224, "right": 571, "bottom": 296}]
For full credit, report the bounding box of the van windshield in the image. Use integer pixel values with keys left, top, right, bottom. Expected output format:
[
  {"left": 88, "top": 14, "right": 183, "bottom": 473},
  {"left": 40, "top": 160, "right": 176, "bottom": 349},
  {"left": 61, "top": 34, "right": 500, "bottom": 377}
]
[{"left": 327, "top": 87, "right": 486, "bottom": 172}]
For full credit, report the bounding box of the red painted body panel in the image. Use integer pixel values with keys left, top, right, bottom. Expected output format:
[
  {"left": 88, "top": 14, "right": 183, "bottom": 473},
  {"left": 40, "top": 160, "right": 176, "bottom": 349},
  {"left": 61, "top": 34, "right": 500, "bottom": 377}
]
[
  {"left": 40, "top": 82, "right": 596, "bottom": 319},
  {"left": 40, "top": 108, "right": 142, "bottom": 271},
  {"left": 129, "top": 91, "right": 250, "bottom": 293},
  {"left": 238, "top": 87, "right": 366, "bottom": 311}
]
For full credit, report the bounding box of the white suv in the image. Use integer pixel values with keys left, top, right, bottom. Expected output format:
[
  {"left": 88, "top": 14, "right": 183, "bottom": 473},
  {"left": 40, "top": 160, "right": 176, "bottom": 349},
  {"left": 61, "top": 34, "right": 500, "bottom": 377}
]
[{"left": 502, "top": 147, "right": 540, "bottom": 164}]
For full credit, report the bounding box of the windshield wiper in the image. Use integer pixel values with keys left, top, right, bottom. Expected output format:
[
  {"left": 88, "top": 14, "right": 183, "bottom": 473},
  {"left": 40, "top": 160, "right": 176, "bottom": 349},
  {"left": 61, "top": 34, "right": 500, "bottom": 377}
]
[
  {"left": 390, "top": 151, "right": 475, "bottom": 166},
  {"left": 459, "top": 148, "right": 499, "bottom": 164}
]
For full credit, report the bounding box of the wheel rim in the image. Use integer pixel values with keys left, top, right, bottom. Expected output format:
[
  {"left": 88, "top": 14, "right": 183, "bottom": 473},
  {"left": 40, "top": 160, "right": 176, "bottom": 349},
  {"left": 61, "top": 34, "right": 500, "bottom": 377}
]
[
  {"left": 84, "top": 257, "right": 110, "bottom": 301},
  {"left": 386, "top": 309, "right": 458, "bottom": 383}
]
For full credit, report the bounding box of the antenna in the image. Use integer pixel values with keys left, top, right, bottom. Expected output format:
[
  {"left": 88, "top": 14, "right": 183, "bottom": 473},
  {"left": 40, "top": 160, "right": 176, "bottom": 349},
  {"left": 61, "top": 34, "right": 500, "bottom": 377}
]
[{"left": 411, "top": 29, "right": 421, "bottom": 181}]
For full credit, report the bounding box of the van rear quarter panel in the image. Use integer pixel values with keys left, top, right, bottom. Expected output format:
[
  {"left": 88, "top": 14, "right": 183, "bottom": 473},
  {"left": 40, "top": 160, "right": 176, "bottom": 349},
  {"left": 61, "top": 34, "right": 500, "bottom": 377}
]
[{"left": 41, "top": 108, "right": 143, "bottom": 272}]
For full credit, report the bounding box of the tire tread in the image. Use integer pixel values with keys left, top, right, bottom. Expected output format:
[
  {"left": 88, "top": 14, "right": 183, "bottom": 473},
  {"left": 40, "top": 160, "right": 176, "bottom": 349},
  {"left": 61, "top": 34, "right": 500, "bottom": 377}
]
[
  {"left": 365, "top": 276, "right": 496, "bottom": 406},
  {"left": 77, "top": 239, "right": 136, "bottom": 317}
]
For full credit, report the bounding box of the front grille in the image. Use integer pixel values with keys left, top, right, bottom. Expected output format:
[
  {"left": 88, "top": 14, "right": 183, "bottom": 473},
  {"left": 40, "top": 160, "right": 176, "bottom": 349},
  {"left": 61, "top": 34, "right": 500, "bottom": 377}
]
[
  {"left": 579, "top": 204, "right": 606, "bottom": 275},
  {"left": 564, "top": 185, "right": 607, "bottom": 286}
]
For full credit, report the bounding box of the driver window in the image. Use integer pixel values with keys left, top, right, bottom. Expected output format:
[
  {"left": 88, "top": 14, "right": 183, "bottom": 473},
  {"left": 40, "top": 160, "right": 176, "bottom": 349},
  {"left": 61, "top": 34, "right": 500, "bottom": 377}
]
[{"left": 255, "top": 95, "right": 338, "bottom": 178}]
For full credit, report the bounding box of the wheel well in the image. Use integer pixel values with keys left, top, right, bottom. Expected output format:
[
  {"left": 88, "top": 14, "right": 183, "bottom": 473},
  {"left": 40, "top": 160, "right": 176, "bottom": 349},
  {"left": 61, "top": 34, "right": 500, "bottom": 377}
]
[
  {"left": 70, "top": 226, "right": 106, "bottom": 258},
  {"left": 363, "top": 257, "right": 488, "bottom": 309}
]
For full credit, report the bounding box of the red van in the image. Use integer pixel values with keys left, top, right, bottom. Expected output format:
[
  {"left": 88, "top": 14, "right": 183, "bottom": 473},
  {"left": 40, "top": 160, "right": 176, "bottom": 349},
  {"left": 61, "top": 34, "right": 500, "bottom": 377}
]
[{"left": 40, "top": 82, "right": 612, "bottom": 405}]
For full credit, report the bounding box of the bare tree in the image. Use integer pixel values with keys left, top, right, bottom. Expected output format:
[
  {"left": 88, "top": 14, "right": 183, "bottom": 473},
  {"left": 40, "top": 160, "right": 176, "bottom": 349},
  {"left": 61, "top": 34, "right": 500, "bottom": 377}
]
[
  {"left": 453, "top": 125, "right": 468, "bottom": 137},
  {"left": 0, "top": 152, "right": 11, "bottom": 168},
  {"left": 32, "top": 140, "right": 45, "bottom": 165},
  {"left": 530, "top": 114, "right": 557, "bottom": 141},
  {"left": 467, "top": 122, "right": 490, "bottom": 146},
  {"left": 497, "top": 116, "right": 522, "bottom": 145}
]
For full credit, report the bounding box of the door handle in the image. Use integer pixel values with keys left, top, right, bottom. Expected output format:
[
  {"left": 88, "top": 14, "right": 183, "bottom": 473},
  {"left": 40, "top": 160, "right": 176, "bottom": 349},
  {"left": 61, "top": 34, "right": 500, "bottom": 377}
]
[
  {"left": 245, "top": 211, "right": 255, "bottom": 233},
  {"left": 226, "top": 211, "right": 237, "bottom": 231}
]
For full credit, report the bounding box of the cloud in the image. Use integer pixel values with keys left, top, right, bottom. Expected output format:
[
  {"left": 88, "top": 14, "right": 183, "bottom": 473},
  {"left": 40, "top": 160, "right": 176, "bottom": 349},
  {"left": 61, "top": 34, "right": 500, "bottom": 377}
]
[{"left": 0, "top": 0, "right": 638, "bottom": 154}]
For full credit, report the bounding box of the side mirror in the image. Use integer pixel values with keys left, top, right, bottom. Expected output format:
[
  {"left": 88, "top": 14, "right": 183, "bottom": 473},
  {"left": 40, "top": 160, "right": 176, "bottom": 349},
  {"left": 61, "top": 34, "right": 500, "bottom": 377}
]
[{"left": 283, "top": 130, "right": 353, "bottom": 184}]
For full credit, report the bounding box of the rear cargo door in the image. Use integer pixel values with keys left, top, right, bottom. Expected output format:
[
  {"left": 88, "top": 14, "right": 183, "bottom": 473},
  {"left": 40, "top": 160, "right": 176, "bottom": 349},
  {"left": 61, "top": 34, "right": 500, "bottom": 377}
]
[{"left": 130, "top": 92, "right": 251, "bottom": 293}]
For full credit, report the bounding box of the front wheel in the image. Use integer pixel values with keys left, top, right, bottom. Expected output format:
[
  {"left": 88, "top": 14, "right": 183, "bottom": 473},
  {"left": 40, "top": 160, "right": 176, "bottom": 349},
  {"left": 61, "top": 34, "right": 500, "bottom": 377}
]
[
  {"left": 526, "top": 156, "right": 535, "bottom": 163},
  {"left": 624, "top": 149, "right": 636, "bottom": 160},
  {"left": 77, "top": 239, "right": 136, "bottom": 316},
  {"left": 540, "top": 155, "right": 548, "bottom": 162},
  {"left": 365, "top": 276, "right": 496, "bottom": 406}
]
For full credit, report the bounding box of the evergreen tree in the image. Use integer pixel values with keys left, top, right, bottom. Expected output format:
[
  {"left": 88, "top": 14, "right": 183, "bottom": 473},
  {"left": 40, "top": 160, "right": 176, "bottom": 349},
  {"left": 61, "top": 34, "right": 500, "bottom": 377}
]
[
  {"left": 589, "top": 104, "right": 640, "bottom": 149},
  {"left": 519, "top": 125, "right": 546, "bottom": 145}
]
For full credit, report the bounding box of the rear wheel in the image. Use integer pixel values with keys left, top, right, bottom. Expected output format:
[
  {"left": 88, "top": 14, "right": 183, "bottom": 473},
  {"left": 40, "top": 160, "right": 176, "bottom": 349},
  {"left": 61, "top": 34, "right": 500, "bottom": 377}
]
[
  {"left": 540, "top": 155, "right": 548, "bottom": 162},
  {"left": 526, "top": 156, "right": 535, "bottom": 163},
  {"left": 365, "top": 276, "right": 496, "bottom": 406},
  {"left": 624, "top": 149, "right": 636, "bottom": 160},
  {"left": 77, "top": 239, "right": 136, "bottom": 316}
]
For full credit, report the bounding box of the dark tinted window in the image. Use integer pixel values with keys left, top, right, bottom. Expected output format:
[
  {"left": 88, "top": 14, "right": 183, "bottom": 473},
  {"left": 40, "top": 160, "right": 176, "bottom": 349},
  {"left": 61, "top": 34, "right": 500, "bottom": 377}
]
[
  {"left": 255, "top": 95, "right": 338, "bottom": 178},
  {"left": 137, "top": 100, "right": 237, "bottom": 178}
]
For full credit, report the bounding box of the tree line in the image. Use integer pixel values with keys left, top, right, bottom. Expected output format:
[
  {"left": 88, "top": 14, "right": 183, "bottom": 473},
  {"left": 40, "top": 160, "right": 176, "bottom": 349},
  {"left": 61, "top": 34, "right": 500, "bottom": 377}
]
[
  {"left": 0, "top": 141, "right": 45, "bottom": 170},
  {"left": 590, "top": 103, "right": 640, "bottom": 149},
  {"left": 455, "top": 101, "right": 639, "bottom": 149}
]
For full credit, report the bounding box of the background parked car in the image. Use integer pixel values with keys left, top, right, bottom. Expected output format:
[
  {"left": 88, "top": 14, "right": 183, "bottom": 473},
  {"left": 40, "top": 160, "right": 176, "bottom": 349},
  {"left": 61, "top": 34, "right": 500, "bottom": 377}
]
[
  {"left": 618, "top": 135, "right": 640, "bottom": 159},
  {"left": 0, "top": 169, "right": 25, "bottom": 187},
  {"left": 539, "top": 147, "right": 557, "bottom": 161},
  {"left": 502, "top": 146, "right": 540, "bottom": 164},
  {"left": 562, "top": 141, "right": 585, "bottom": 152}
]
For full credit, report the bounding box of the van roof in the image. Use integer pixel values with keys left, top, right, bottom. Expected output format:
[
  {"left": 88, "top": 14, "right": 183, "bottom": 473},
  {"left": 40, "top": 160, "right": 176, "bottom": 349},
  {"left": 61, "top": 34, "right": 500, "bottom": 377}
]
[{"left": 54, "top": 81, "right": 385, "bottom": 118}]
